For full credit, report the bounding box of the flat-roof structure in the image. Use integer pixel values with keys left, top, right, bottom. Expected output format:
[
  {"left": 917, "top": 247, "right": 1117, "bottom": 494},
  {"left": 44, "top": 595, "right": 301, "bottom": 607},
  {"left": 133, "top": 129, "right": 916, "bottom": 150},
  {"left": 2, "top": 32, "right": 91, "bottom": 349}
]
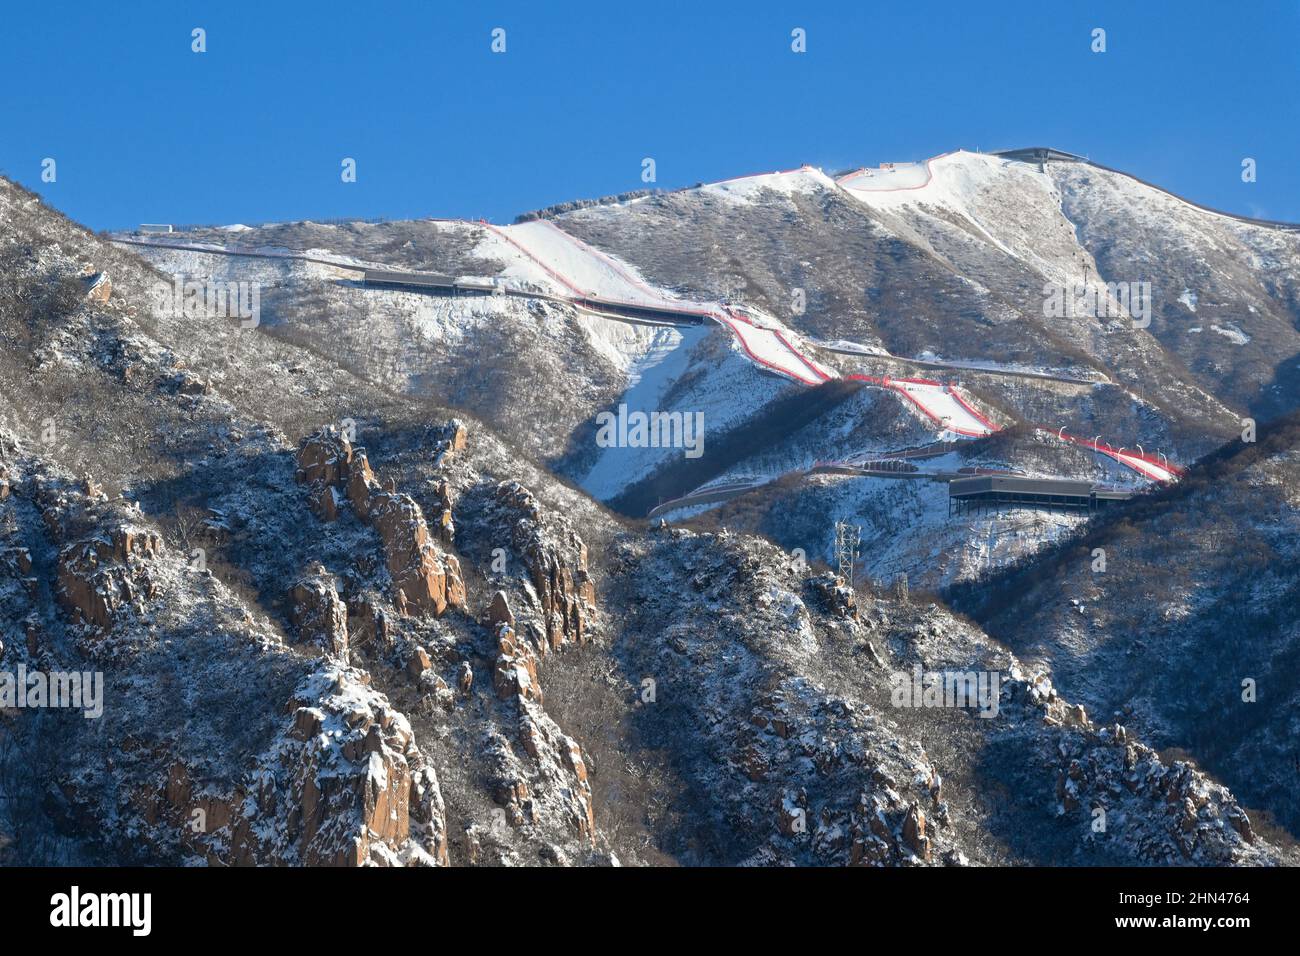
[
  {"left": 948, "top": 475, "right": 1134, "bottom": 516},
  {"left": 991, "top": 147, "right": 1087, "bottom": 164},
  {"left": 362, "top": 270, "right": 498, "bottom": 296}
]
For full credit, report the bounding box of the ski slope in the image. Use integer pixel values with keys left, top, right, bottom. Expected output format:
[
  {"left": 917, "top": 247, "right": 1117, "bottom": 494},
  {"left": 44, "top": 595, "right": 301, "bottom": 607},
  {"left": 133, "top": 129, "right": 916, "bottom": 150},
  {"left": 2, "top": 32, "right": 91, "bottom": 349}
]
[
  {"left": 483, "top": 209, "right": 1178, "bottom": 482},
  {"left": 491, "top": 219, "right": 679, "bottom": 307},
  {"left": 837, "top": 160, "right": 937, "bottom": 194},
  {"left": 115, "top": 161, "right": 1183, "bottom": 485},
  {"left": 884, "top": 378, "right": 996, "bottom": 438},
  {"left": 1053, "top": 432, "right": 1180, "bottom": 483},
  {"left": 489, "top": 217, "right": 835, "bottom": 387},
  {"left": 718, "top": 311, "right": 835, "bottom": 386},
  {"left": 1108, "top": 451, "right": 1176, "bottom": 482}
]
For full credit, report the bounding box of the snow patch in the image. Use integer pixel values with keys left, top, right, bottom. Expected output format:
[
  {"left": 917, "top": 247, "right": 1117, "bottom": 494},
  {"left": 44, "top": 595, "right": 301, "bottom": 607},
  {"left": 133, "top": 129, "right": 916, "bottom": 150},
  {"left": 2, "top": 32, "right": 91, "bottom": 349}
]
[{"left": 1210, "top": 323, "right": 1250, "bottom": 345}]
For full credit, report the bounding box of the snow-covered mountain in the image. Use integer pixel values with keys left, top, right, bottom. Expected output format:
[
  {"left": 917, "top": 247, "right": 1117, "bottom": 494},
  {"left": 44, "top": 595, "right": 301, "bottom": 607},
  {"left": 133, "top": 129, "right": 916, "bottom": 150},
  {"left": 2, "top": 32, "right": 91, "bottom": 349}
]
[
  {"left": 2, "top": 145, "right": 1298, "bottom": 867},
  {"left": 106, "top": 148, "right": 1299, "bottom": 585}
]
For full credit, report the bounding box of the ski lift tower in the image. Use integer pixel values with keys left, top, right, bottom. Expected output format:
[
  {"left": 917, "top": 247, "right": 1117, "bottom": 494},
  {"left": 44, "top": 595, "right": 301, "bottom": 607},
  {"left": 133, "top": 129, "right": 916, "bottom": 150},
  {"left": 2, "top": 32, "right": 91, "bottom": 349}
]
[{"left": 834, "top": 521, "right": 861, "bottom": 585}]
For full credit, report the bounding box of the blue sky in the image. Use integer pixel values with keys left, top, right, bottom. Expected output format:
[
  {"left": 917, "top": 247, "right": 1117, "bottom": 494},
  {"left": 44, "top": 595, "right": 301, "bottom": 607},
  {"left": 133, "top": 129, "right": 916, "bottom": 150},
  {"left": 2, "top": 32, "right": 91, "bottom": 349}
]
[{"left": 2, "top": 0, "right": 1296, "bottom": 230}]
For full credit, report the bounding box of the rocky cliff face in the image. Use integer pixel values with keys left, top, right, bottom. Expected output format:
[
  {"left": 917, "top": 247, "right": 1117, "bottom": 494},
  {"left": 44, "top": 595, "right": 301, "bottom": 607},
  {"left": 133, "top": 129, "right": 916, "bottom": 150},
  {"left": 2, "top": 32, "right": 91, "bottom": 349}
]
[
  {"left": 288, "top": 565, "right": 350, "bottom": 660},
  {"left": 296, "top": 428, "right": 467, "bottom": 618},
  {"left": 157, "top": 664, "right": 451, "bottom": 867},
  {"left": 0, "top": 443, "right": 447, "bottom": 865},
  {"left": 483, "top": 480, "right": 596, "bottom": 651}
]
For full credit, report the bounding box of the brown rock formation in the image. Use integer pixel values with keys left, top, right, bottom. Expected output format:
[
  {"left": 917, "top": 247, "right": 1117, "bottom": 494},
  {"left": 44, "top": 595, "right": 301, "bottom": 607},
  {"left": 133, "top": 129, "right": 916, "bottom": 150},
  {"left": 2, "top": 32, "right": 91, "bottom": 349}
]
[
  {"left": 84, "top": 271, "right": 112, "bottom": 304},
  {"left": 346, "top": 449, "right": 380, "bottom": 518},
  {"left": 493, "top": 625, "right": 541, "bottom": 703},
  {"left": 407, "top": 645, "right": 431, "bottom": 679},
  {"left": 485, "top": 611, "right": 597, "bottom": 846},
  {"left": 297, "top": 428, "right": 352, "bottom": 487},
  {"left": 295, "top": 429, "right": 466, "bottom": 618},
  {"left": 491, "top": 481, "right": 596, "bottom": 650},
  {"left": 288, "top": 565, "right": 349, "bottom": 659},
  {"left": 431, "top": 418, "right": 469, "bottom": 467},
  {"left": 485, "top": 589, "right": 514, "bottom": 633},
  {"left": 902, "top": 805, "right": 930, "bottom": 862},
  {"left": 810, "top": 572, "right": 858, "bottom": 619},
  {"left": 432, "top": 479, "right": 456, "bottom": 543},
  {"left": 56, "top": 523, "right": 162, "bottom": 634},
  {"left": 157, "top": 667, "right": 450, "bottom": 867}
]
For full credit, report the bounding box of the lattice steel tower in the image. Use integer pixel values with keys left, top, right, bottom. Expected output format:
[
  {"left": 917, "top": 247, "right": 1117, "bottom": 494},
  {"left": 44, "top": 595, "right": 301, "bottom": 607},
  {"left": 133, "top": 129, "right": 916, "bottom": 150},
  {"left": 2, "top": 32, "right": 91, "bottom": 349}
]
[{"left": 834, "top": 521, "right": 861, "bottom": 584}]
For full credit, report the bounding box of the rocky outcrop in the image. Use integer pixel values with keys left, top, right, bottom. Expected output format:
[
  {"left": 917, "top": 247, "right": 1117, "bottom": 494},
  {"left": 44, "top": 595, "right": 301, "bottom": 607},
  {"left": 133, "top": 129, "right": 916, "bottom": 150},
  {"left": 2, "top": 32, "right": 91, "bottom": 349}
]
[
  {"left": 478, "top": 586, "right": 596, "bottom": 846},
  {"left": 156, "top": 665, "right": 450, "bottom": 866},
  {"left": 485, "top": 589, "right": 514, "bottom": 633},
  {"left": 345, "top": 447, "right": 380, "bottom": 518},
  {"left": 2, "top": 463, "right": 167, "bottom": 657},
  {"left": 83, "top": 271, "right": 112, "bottom": 305},
  {"left": 486, "top": 692, "right": 597, "bottom": 845},
  {"left": 431, "top": 479, "right": 456, "bottom": 543},
  {"left": 298, "top": 430, "right": 352, "bottom": 488},
  {"left": 901, "top": 805, "right": 930, "bottom": 862},
  {"left": 42, "top": 487, "right": 163, "bottom": 637},
  {"left": 288, "top": 565, "right": 349, "bottom": 660},
  {"left": 56, "top": 539, "right": 159, "bottom": 633},
  {"left": 809, "top": 572, "right": 858, "bottom": 620},
  {"left": 295, "top": 429, "right": 466, "bottom": 618},
  {"left": 488, "top": 481, "right": 596, "bottom": 650},
  {"left": 481, "top": 609, "right": 597, "bottom": 845},
  {"left": 431, "top": 418, "right": 468, "bottom": 468},
  {"left": 493, "top": 623, "right": 541, "bottom": 703},
  {"left": 297, "top": 428, "right": 352, "bottom": 521},
  {"left": 369, "top": 491, "right": 464, "bottom": 617},
  {"left": 467, "top": 490, "right": 602, "bottom": 849},
  {"left": 1040, "top": 697, "right": 1262, "bottom": 864},
  {"left": 847, "top": 789, "right": 938, "bottom": 866}
]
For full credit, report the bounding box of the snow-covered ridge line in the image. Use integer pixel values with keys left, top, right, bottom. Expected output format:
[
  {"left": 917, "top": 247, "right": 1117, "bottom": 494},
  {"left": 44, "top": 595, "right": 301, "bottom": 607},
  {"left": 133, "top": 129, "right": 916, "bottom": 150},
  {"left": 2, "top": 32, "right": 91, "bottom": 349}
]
[
  {"left": 111, "top": 151, "right": 1196, "bottom": 482},
  {"left": 112, "top": 235, "right": 371, "bottom": 272},
  {"left": 840, "top": 146, "right": 1300, "bottom": 233},
  {"left": 114, "top": 219, "right": 1177, "bottom": 480},
  {"left": 1081, "top": 157, "right": 1300, "bottom": 233},
  {"left": 112, "top": 224, "right": 828, "bottom": 385}
]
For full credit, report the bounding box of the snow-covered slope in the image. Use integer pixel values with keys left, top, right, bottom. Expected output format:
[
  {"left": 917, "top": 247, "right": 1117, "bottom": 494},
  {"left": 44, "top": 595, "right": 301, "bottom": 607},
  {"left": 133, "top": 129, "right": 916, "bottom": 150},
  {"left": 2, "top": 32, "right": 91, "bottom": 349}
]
[
  {"left": 6, "top": 163, "right": 1300, "bottom": 869},
  {"left": 105, "top": 148, "right": 1296, "bottom": 525},
  {"left": 491, "top": 219, "right": 680, "bottom": 305}
]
